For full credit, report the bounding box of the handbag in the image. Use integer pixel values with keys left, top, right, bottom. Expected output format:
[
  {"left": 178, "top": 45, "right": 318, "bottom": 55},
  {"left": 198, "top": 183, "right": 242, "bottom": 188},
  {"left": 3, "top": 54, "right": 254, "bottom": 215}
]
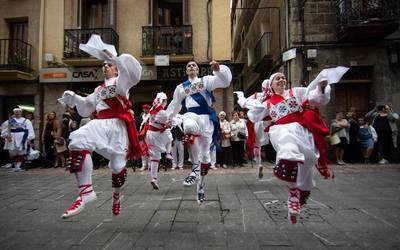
[
  {"left": 329, "top": 133, "right": 340, "bottom": 145},
  {"left": 237, "top": 131, "right": 247, "bottom": 140}
]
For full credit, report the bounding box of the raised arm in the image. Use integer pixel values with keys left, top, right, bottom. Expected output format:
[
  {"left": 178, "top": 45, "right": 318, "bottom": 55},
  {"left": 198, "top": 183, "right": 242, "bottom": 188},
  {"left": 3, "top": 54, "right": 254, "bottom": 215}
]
[
  {"left": 302, "top": 66, "right": 349, "bottom": 106},
  {"left": 204, "top": 62, "right": 232, "bottom": 91},
  {"left": 109, "top": 53, "right": 142, "bottom": 95}
]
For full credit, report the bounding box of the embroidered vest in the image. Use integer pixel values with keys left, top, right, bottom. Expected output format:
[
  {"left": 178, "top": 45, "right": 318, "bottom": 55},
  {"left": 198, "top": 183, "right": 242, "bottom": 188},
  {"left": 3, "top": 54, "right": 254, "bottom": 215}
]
[{"left": 267, "top": 90, "right": 303, "bottom": 123}]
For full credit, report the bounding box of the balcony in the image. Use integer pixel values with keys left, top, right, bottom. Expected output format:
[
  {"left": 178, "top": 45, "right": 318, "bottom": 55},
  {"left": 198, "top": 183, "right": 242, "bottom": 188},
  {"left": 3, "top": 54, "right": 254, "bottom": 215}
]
[
  {"left": 0, "top": 39, "right": 34, "bottom": 80},
  {"left": 253, "top": 32, "right": 273, "bottom": 74},
  {"left": 141, "top": 25, "right": 193, "bottom": 63},
  {"left": 336, "top": 0, "right": 400, "bottom": 41},
  {"left": 63, "top": 28, "right": 119, "bottom": 66}
]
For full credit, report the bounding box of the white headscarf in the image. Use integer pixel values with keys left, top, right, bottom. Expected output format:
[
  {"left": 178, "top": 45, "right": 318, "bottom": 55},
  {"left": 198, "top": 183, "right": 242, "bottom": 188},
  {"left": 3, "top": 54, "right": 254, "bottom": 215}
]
[{"left": 152, "top": 92, "right": 168, "bottom": 106}]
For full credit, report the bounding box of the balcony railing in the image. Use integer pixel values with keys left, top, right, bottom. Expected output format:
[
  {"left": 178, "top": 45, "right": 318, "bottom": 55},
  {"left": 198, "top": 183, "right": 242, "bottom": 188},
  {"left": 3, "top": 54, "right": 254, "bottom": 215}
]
[
  {"left": 142, "top": 25, "right": 193, "bottom": 56},
  {"left": 336, "top": 0, "right": 400, "bottom": 31},
  {"left": 0, "top": 39, "right": 32, "bottom": 73},
  {"left": 64, "top": 28, "right": 119, "bottom": 58},
  {"left": 253, "top": 32, "right": 272, "bottom": 73}
]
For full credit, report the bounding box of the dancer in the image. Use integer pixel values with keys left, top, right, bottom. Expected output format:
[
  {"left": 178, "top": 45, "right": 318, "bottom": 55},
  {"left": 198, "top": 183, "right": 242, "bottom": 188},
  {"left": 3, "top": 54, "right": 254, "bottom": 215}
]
[
  {"left": 237, "top": 80, "right": 270, "bottom": 178},
  {"left": 236, "top": 67, "right": 348, "bottom": 223},
  {"left": 166, "top": 60, "right": 232, "bottom": 203},
  {"left": 141, "top": 92, "right": 172, "bottom": 190},
  {"left": 58, "top": 35, "right": 142, "bottom": 218},
  {"left": 1, "top": 107, "right": 35, "bottom": 172}
]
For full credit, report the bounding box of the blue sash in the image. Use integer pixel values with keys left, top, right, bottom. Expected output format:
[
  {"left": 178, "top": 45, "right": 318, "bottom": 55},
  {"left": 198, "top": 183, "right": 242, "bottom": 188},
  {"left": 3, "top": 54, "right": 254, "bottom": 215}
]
[
  {"left": 182, "top": 80, "right": 220, "bottom": 144},
  {"left": 10, "top": 126, "right": 29, "bottom": 149}
]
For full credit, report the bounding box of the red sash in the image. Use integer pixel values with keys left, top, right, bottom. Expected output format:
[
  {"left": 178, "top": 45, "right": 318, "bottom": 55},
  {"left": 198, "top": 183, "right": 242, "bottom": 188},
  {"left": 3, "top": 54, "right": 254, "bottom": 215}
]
[
  {"left": 245, "top": 120, "right": 256, "bottom": 159},
  {"left": 97, "top": 97, "right": 142, "bottom": 160},
  {"left": 274, "top": 111, "right": 332, "bottom": 179}
]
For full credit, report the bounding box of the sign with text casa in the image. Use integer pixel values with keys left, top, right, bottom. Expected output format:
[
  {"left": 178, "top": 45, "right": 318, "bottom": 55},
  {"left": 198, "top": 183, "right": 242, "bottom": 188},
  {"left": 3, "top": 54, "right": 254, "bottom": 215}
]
[{"left": 40, "top": 67, "right": 103, "bottom": 83}]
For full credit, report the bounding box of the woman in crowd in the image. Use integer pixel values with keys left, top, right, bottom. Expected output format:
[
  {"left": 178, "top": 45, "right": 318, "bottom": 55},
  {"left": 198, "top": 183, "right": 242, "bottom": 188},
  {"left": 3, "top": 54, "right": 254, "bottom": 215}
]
[
  {"left": 42, "top": 111, "right": 61, "bottom": 168},
  {"left": 330, "top": 112, "right": 349, "bottom": 165},
  {"left": 218, "top": 111, "right": 233, "bottom": 168},
  {"left": 357, "top": 117, "right": 377, "bottom": 164},
  {"left": 230, "top": 111, "right": 248, "bottom": 167},
  {"left": 366, "top": 104, "right": 399, "bottom": 164}
]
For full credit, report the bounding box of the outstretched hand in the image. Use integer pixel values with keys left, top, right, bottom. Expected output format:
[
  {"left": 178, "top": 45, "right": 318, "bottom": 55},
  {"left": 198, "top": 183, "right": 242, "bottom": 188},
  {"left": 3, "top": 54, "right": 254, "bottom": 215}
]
[{"left": 210, "top": 60, "right": 220, "bottom": 71}]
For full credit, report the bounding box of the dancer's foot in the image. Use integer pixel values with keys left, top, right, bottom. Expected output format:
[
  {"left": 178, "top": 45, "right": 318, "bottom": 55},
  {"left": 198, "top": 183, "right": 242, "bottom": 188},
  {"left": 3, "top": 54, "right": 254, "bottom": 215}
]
[
  {"left": 61, "top": 191, "right": 96, "bottom": 219},
  {"left": 287, "top": 188, "right": 300, "bottom": 224},
  {"left": 112, "top": 192, "right": 121, "bottom": 216},
  {"left": 183, "top": 172, "right": 198, "bottom": 186},
  {"left": 197, "top": 192, "right": 205, "bottom": 204},
  {"left": 151, "top": 178, "right": 159, "bottom": 190}
]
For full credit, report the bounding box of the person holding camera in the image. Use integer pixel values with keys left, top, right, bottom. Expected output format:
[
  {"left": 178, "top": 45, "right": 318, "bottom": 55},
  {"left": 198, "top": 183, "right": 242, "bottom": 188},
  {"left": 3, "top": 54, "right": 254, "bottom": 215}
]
[
  {"left": 366, "top": 104, "right": 399, "bottom": 164},
  {"left": 230, "top": 111, "right": 248, "bottom": 167}
]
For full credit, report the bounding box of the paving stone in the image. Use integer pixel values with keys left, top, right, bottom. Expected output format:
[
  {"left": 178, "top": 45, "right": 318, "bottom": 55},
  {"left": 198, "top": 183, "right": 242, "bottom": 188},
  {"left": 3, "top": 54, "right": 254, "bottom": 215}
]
[{"left": 0, "top": 164, "right": 399, "bottom": 249}]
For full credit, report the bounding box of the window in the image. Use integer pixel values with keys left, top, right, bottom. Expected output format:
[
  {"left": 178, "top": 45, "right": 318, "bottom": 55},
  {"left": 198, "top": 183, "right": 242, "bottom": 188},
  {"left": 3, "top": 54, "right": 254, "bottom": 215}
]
[
  {"left": 80, "top": 0, "right": 115, "bottom": 28},
  {"left": 149, "top": 0, "right": 189, "bottom": 26}
]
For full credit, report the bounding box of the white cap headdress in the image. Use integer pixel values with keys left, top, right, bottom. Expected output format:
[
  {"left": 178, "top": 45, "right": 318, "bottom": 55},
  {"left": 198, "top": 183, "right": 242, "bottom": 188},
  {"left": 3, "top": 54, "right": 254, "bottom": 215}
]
[
  {"left": 153, "top": 92, "right": 168, "bottom": 106},
  {"left": 13, "top": 107, "right": 22, "bottom": 113}
]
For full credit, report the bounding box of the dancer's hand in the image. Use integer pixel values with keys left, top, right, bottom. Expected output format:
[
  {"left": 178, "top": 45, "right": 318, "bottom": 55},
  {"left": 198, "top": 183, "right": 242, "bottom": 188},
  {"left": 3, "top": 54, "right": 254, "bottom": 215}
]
[
  {"left": 6, "top": 135, "right": 12, "bottom": 142},
  {"left": 210, "top": 60, "right": 220, "bottom": 71}
]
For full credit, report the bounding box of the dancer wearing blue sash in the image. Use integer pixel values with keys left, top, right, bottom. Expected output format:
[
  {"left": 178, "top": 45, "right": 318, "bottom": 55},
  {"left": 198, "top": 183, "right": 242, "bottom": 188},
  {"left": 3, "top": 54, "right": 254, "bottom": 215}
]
[
  {"left": 166, "top": 61, "right": 232, "bottom": 203},
  {"left": 1, "top": 107, "right": 35, "bottom": 172}
]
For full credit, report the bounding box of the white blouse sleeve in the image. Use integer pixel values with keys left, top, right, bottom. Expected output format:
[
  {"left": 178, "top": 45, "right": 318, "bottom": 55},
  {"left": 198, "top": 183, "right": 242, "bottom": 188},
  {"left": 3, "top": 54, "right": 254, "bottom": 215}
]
[
  {"left": 166, "top": 86, "right": 184, "bottom": 119},
  {"left": 109, "top": 54, "right": 142, "bottom": 96},
  {"left": 26, "top": 119, "right": 35, "bottom": 140},
  {"left": 204, "top": 65, "right": 232, "bottom": 91},
  {"left": 71, "top": 92, "right": 97, "bottom": 118},
  {"left": 247, "top": 101, "right": 269, "bottom": 123}
]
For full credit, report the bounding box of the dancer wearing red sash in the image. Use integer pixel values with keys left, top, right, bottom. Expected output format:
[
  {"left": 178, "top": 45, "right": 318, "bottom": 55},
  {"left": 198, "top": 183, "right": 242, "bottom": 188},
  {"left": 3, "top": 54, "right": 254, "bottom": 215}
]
[
  {"left": 58, "top": 35, "right": 142, "bottom": 218},
  {"left": 236, "top": 67, "right": 348, "bottom": 223},
  {"left": 140, "top": 92, "right": 172, "bottom": 190}
]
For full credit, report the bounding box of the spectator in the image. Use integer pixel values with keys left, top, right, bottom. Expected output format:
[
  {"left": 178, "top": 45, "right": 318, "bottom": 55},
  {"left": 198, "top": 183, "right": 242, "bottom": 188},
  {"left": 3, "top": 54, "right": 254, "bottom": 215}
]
[
  {"left": 66, "top": 107, "right": 82, "bottom": 127},
  {"left": 330, "top": 112, "right": 349, "bottom": 165},
  {"left": 357, "top": 117, "right": 377, "bottom": 164},
  {"left": 217, "top": 111, "right": 233, "bottom": 168},
  {"left": 171, "top": 115, "right": 184, "bottom": 170},
  {"left": 61, "top": 112, "right": 72, "bottom": 140},
  {"left": 366, "top": 104, "right": 399, "bottom": 163},
  {"left": 345, "top": 107, "right": 360, "bottom": 163},
  {"left": 42, "top": 112, "right": 61, "bottom": 168},
  {"left": 230, "top": 111, "right": 248, "bottom": 166}
]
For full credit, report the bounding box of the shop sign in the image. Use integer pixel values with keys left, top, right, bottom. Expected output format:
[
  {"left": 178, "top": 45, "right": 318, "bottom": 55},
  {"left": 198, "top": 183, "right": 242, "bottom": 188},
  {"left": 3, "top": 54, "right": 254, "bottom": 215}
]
[
  {"left": 157, "top": 64, "right": 213, "bottom": 80},
  {"left": 141, "top": 66, "right": 157, "bottom": 80},
  {"left": 282, "top": 48, "right": 296, "bottom": 62},
  {"left": 70, "top": 67, "right": 103, "bottom": 82},
  {"left": 40, "top": 67, "right": 103, "bottom": 82},
  {"left": 40, "top": 68, "right": 71, "bottom": 83}
]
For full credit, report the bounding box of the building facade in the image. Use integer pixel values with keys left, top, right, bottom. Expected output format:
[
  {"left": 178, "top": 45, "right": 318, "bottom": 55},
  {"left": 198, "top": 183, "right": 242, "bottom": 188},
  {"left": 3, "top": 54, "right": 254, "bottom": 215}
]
[
  {"left": 0, "top": 0, "right": 235, "bottom": 145},
  {"left": 231, "top": 0, "right": 400, "bottom": 120}
]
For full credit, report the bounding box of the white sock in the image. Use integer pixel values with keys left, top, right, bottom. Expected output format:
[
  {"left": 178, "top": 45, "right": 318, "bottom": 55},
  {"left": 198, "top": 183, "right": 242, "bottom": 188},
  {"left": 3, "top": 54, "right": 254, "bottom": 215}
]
[{"left": 150, "top": 160, "right": 159, "bottom": 180}]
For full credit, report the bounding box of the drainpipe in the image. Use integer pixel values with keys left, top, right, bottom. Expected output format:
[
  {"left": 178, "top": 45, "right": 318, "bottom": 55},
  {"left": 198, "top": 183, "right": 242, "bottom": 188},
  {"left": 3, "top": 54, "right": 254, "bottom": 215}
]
[
  {"left": 207, "top": 0, "right": 212, "bottom": 61},
  {"left": 298, "top": 0, "right": 307, "bottom": 86}
]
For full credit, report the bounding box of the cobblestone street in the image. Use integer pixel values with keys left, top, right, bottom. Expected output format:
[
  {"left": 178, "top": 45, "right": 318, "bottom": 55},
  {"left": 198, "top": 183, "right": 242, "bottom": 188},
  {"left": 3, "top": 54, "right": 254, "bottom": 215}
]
[{"left": 0, "top": 163, "right": 399, "bottom": 249}]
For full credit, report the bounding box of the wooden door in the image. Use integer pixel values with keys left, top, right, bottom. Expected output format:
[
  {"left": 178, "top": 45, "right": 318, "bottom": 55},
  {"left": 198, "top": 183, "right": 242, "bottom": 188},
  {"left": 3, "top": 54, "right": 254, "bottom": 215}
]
[{"left": 334, "top": 82, "right": 370, "bottom": 116}]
